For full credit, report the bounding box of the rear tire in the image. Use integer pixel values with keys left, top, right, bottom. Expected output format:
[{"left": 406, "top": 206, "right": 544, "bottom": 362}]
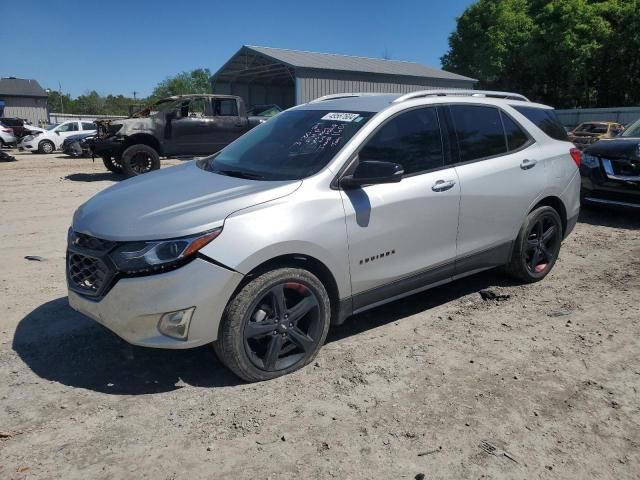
[
  {"left": 505, "top": 206, "right": 563, "bottom": 283},
  {"left": 102, "top": 155, "right": 124, "bottom": 174},
  {"left": 120, "top": 144, "right": 160, "bottom": 177},
  {"left": 38, "top": 140, "right": 54, "bottom": 154},
  {"left": 213, "top": 268, "right": 331, "bottom": 382}
]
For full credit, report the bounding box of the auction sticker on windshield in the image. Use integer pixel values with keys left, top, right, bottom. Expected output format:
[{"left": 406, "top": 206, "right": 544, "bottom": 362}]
[{"left": 321, "top": 112, "right": 360, "bottom": 122}]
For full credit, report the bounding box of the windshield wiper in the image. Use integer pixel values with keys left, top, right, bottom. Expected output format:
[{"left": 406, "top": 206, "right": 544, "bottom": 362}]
[{"left": 214, "top": 169, "right": 266, "bottom": 180}]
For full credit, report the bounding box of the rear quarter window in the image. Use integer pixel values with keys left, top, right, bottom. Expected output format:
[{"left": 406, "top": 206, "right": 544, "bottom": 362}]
[{"left": 512, "top": 106, "right": 568, "bottom": 141}]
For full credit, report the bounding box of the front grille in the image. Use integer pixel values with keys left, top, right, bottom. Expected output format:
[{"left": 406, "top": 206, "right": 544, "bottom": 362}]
[
  {"left": 610, "top": 159, "right": 640, "bottom": 178},
  {"left": 67, "top": 253, "right": 110, "bottom": 296},
  {"left": 67, "top": 231, "right": 118, "bottom": 299}
]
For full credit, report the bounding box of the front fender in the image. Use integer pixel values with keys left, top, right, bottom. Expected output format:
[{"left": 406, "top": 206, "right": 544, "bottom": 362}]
[{"left": 199, "top": 190, "right": 352, "bottom": 298}]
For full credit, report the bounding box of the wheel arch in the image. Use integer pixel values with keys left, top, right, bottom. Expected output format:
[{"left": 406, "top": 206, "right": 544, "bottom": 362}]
[
  {"left": 529, "top": 196, "right": 567, "bottom": 235},
  {"left": 38, "top": 138, "right": 55, "bottom": 149},
  {"left": 232, "top": 253, "right": 343, "bottom": 325},
  {"left": 123, "top": 134, "right": 162, "bottom": 155}
]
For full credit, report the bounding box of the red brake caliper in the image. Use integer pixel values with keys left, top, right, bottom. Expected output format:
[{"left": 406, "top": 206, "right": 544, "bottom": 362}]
[{"left": 284, "top": 282, "right": 309, "bottom": 295}]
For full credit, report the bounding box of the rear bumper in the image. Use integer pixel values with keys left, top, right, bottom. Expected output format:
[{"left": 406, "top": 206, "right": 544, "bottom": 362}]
[{"left": 68, "top": 257, "right": 244, "bottom": 349}]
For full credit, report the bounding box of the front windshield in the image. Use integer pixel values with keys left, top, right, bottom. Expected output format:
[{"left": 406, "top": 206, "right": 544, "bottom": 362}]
[
  {"left": 46, "top": 124, "right": 58, "bottom": 130},
  {"left": 200, "top": 110, "right": 374, "bottom": 180},
  {"left": 621, "top": 119, "right": 640, "bottom": 137}
]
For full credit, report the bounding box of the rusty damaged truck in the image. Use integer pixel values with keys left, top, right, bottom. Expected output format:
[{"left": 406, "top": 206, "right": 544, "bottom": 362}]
[{"left": 91, "top": 94, "right": 275, "bottom": 176}]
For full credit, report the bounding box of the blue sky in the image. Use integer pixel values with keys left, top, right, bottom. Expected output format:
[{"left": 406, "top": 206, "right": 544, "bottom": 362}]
[{"left": 1, "top": 0, "right": 474, "bottom": 98}]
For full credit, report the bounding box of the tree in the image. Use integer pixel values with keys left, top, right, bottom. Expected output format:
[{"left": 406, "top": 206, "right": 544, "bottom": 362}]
[
  {"left": 46, "top": 90, "right": 74, "bottom": 114},
  {"left": 441, "top": 0, "right": 640, "bottom": 108},
  {"left": 150, "top": 68, "right": 212, "bottom": 100}
]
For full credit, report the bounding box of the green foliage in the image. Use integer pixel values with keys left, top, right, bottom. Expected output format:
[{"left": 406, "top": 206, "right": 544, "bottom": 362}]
[
  {"left": 47, "top": 89, "right": 139, "bottom": 116},
  {"left": 149, "top": 68, "right": 212, "bottom": 100},
  {"left": 442, "top": 0, "right": 640, "bottom": 108},
  {"left": 47, "top": 68, "right": 212, "bottom": 115}
]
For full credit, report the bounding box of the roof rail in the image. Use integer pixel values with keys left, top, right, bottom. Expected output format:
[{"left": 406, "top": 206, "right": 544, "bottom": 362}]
[
  {"left": 393, "top": 89, "right": 530, "bottom": 103},
  {"left": 309, "top": 92, "right": 387, "bottom": 103}
]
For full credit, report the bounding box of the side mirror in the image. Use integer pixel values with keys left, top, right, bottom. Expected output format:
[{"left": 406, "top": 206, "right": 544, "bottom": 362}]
[
  {"left": 340, "top": 160, "right": 404, "bottom": 188},
  {"left": 55, "top": 131, "right": 60, "bottom": 135}
]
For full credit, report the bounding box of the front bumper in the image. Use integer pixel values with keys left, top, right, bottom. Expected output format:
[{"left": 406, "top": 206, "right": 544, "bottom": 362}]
[
  {"left": 18, "top": 141, "right": 36, "bottom": 151},
  {"left": 90, "top": 136, "right": 125, "bottom": 158},
  {"left": 580, "top": 162, "right": 640, "bottom": 209},
  {"left": 68, "top": 257, "right": 243, "bottom": 349}
]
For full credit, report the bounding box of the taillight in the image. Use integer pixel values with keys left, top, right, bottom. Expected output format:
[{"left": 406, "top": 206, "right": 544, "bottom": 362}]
[
  {"left": 1, "top": 128, "right": 12, "bottom": 133},
  {"left": 570, "top": 147, "right": 581, "bottom": 167}
]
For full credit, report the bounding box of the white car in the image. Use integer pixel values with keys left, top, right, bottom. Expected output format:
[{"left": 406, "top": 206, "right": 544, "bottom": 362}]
[
  {"left": 18, "top": 121, "right": 97, "bottom": 154},
  {"left": 0, "top": 123, "right": 17, "bottom": 147}
]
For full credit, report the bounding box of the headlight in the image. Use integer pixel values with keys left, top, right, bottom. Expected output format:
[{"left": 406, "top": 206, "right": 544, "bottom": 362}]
[
  {"left": 22, "top": 135, "right": 34, "bottom": 142},
  {"left": 110, "top": 228, "right": 222, "bottom": 274},
  {"left": 582, "top": 153, "right": 600, "bottom": 168}
]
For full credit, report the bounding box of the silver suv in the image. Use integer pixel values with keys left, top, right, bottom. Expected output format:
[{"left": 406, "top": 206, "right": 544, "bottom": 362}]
[{"left": 67, "top": 90, "right": 581, "bottom": 382}]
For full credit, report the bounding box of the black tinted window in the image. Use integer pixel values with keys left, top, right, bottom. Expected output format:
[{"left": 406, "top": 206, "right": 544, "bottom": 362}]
[
  {"left": 360, "top": 108, "right": 443, "bottom": 175},
  {"left": 81, "top": 122, "right": 96, "bottom": 130},
  {"left": 501, "top": 112, "right": 529, "bottom": 151},
  {"left": 450, "top": 105, "right": 507, "bottom": 162},
  {"left": 512, "top": 106, "right": 568, "bottom": 141}
]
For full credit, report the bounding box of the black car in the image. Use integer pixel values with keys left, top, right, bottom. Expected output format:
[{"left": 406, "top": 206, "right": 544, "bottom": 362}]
[
  {"left": 581, "top": 118, "right": 640, "bottom": 209},
  {"left": 62, "top": 132, "right": 95, "bottom": 157}
]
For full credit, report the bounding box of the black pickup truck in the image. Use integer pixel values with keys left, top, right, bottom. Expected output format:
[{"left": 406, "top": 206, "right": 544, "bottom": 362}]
[{"left": 91, "top": 94, "right": 274, "bottom": 176}]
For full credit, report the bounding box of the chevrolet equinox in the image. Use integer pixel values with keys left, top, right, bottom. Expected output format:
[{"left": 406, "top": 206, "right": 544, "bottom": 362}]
[{"left": 67, "top": 90, "right": 581, "bottom": 382}]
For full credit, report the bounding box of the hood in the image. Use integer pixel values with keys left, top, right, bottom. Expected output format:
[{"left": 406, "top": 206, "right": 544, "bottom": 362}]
[
  {"left": 585, "top": 138, "right": 640, "bottom": 160},
  {"left": 72, "top": 161, "right": 301, "bottom": 241}
]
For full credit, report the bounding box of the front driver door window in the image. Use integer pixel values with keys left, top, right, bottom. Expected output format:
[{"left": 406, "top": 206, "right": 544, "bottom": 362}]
[
  {"left": 55, "top": 122, "right": 79, "bottom": 145},
  {"left": 340, "top": 107, "right": 461, "bottom": 305}
]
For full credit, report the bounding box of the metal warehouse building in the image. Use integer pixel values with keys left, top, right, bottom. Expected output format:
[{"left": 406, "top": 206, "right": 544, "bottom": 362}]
[
  {"left": 0, "top": 77, "right": 48, "bottom": 125},
  {"left": 211, "top": 45, "right": 476, "bottom": 109}
]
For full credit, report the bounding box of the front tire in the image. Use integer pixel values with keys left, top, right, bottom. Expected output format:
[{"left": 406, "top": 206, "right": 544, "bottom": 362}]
[
  {"left": 120, "top": 144, "right": 160, "bottom": 177},
  {"left": 214, "top": 268, "right": 331, "bottom": 382},
  {"left": 505, "top": 206, "right": 563, "bottom": 283},
  {"left": 102, "top": 155, "right": 124, "bottom": 174},
  {"left": 38, "top": 140, "right": 54, "bottom": 154}
]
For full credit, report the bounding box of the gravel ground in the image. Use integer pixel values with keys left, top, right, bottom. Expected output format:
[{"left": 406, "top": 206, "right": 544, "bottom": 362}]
[{"left": 1, "top": 150, "right": 639, "bottom": 479}]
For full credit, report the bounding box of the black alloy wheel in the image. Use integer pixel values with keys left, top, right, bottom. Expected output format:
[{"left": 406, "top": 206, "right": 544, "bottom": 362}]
[
  {"left": 102, "top": 155, "right": 124, "bottom": 174},
  {"left": 506, "top": 205, "right": 563, "bottom": 283},
  {"left": 243, "top": 282, "right": 322, "bottom": 372},
  {"left": 129, "top": 151, "right": 153, "bottom": 174},
  {"left": 214, "top": 268, "right": 331, "bottom": 382},
  {"left": 524, "top": 213, "right": 561, "bottom": 275},
  {"left": 121, "top": 144, "right": 160, "bottom": 177}
]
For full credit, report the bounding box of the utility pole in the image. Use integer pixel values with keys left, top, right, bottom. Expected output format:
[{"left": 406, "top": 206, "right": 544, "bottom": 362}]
[{"left": 58, "top": 81, "right": 63, "bottom": 114}]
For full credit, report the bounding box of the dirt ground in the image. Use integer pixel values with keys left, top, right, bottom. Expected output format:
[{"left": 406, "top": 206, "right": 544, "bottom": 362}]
[{"left": 1, "top": 150, "right": 639, "bottom": 480}]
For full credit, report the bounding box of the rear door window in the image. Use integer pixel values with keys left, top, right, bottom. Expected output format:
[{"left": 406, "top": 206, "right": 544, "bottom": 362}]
[
  {"left": 359, "top": 107, "right": 444, "bottom": 175},
  {"left": 214, "top": 99, "right": 238, "bottom": 117},
  {"left": 449, "top": 105, "right": 507, "bottom": 162},
  {"left": 81, "top": 122, "right": 96, "bottom": 130},
  {"left": 512, "top": 106, "right": 568, "bottom": 141}
]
